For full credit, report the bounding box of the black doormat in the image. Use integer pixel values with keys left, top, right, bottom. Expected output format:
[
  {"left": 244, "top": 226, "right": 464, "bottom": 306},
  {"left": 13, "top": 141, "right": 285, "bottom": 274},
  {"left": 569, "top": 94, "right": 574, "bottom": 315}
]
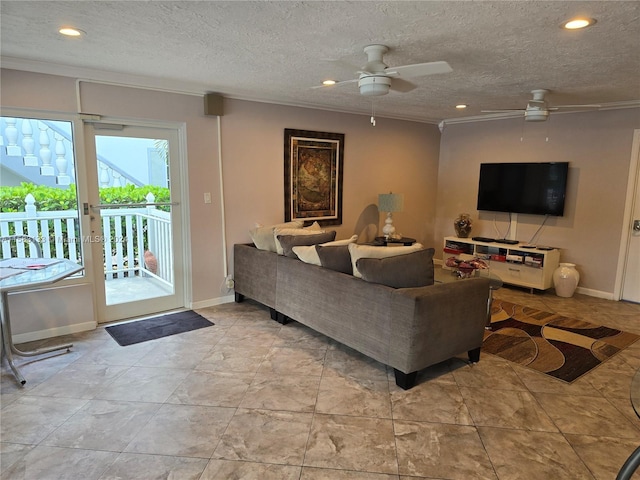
[{"left": 106, "top": 310, "right": 214, "bottom": 346}]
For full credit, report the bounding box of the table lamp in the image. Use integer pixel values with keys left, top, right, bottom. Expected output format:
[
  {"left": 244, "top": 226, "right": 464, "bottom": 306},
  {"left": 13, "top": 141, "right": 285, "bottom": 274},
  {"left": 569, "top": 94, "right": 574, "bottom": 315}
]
[{"left": 378, "top": 193, "right": 404, "bottom": 239}]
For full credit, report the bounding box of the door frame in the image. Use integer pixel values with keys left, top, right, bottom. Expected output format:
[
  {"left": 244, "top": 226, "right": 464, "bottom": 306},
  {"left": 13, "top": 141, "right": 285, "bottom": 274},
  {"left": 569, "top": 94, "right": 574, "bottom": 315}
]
[
  {"left": 83, "top": 117, "right": 192, "bottom": 323},
  {"left": 614, "top": 129, "right": 640, "bottom": 300}
]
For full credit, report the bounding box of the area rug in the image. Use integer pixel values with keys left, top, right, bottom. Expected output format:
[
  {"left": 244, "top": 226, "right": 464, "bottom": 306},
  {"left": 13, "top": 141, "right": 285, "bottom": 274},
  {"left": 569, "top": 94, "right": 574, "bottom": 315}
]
[
  {"left": 106, "top": 310, "right": 214, "bottom": 346},
  {"left": 483, "top": 300, "right": 639, "bottom": 383}
]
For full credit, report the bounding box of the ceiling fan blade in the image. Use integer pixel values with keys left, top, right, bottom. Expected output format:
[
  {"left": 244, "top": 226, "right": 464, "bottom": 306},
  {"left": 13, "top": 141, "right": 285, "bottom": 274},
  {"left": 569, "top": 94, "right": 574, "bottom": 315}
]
[
  {"left": 481, "top": 109, "right": 526, "bottom": 113},
  {"left": 385, "top": 61, "right": 452, "bottom": 79},
  {"left": 389, "top": 78, "right": 417, "bottom": 93},
  {"left": 553, "top": 104, "right": 602, "bottom": 108},
  {"left": 310, "top": 78, "right": 359, "bottom": 89}
]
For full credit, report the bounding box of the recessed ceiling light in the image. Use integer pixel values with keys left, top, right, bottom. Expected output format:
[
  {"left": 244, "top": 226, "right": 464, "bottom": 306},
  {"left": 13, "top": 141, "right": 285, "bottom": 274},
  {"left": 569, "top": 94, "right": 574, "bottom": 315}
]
[
  {"left": 455, "top": 104, "right": 467, "bottom": 109},
  {"left": 322, "top": 80, "right": 336, "bottom": 86},
  {"left": 562, "top": 17, "right": 596, "bottom": 30},
  {"left": 59, "top": 27, "right": 85, "bottom": 37}
]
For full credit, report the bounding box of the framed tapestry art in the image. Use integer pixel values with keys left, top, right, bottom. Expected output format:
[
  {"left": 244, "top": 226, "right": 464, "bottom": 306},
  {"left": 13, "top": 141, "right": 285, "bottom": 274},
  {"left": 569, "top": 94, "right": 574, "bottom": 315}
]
[{"left": 284, "top": 129, "right": 344, "bottom": 226}]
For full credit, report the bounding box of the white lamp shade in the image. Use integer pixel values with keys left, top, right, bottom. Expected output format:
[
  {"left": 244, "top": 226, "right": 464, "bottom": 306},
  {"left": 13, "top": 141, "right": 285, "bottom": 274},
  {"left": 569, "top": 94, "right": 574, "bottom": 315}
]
[{"left": 378, "top": 193, "right": 404, "bottom": 213}]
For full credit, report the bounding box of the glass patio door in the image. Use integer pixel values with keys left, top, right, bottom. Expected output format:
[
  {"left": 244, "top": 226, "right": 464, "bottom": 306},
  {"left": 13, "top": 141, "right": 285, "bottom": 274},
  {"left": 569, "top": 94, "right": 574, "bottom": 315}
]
[{"left": 84, "top": 122, "right": 185, "bottom": 323}]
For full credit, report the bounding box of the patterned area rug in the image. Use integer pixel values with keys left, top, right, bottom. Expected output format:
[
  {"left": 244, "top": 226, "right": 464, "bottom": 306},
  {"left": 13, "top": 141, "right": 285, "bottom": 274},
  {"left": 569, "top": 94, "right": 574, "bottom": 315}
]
[{"left": 483, "top": 300, "right": 639, "bottom": 383}]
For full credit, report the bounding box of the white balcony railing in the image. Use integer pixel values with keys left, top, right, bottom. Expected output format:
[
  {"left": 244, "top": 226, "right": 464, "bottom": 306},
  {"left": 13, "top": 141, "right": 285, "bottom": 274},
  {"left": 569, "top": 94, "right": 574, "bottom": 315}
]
[{"left": 0, "top": 193, "right": 172, "bottom": 286}]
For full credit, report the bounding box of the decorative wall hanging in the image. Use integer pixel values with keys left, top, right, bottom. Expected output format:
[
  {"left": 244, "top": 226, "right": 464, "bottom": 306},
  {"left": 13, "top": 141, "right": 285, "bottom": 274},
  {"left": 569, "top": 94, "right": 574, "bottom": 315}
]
[{"left": 284, "top": 129, "right": 344, "bottom": 226}]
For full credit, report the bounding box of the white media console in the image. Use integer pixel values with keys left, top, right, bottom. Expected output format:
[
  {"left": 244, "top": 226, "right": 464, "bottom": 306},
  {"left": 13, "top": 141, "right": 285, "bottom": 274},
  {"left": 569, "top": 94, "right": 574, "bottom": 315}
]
[{"left": 443, "top": 236, "right": 560, "bottom": 291}]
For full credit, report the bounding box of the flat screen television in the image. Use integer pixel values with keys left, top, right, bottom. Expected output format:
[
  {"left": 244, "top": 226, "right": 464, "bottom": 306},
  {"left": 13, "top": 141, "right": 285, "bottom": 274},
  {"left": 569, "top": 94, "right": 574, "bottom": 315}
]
[{"left": 476, "top": 162, "right": 569, "bottom": 216}]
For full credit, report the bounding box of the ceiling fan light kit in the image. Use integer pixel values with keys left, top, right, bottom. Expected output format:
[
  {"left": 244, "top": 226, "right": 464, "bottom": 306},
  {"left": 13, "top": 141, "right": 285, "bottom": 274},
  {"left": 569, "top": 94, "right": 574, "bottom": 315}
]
[
  {"left": 524, "top": 109, "right": 549, "bottom": 122},
  {"left": 319, "top": 44, "right": 452, "bottom": 102},
  {"left": 358, "top": 75, "right": 392, "bottom": 96}
]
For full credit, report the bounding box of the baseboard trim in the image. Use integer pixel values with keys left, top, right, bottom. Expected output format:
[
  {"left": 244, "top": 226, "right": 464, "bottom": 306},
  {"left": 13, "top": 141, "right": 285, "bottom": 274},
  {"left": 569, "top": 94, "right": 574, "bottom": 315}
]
[
  {"left": 12, "top": 321, "right": 97, "bottom": 344},
  {"left": 190, "top": 294, "right": 235, "bottom": 309},
  {"left": 574, "top": 286, "right": 614, "bottom": 300}
]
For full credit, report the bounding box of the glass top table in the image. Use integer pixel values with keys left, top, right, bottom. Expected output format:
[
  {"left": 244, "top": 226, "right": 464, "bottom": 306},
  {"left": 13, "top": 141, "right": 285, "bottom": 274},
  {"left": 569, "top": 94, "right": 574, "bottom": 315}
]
[
  {"left": 435, "top": 267, "right": 503, "bottom": 330},
  {"left": 615, "top": 369, "right": 640, "bottom": 479},
  {"left": 631, "top": 369, "right": 640, "bottom": 418},
  {"left": 0, "top": 258, "right": 84, "bottom": 385},
  {"left": 435, "top": 266, "right": 503, "bottom": 289}
]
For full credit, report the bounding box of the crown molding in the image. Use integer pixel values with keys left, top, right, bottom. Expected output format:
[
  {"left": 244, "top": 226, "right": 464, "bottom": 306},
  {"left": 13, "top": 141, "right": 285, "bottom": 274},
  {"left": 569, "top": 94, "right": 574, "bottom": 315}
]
[{"left": 3, "top": 56, "right": 637, "bottom": 129}]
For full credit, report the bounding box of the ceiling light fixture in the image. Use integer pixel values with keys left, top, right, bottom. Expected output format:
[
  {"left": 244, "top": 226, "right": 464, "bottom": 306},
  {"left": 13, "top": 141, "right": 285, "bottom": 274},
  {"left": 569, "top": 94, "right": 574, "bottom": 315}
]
[
  {"left": 322, "top": 80, "right": 336, "bottom": 86},
  {"left": 455, "top": 104, "right": 467, "bottom": 109},
  {"left": 59, "top": 27, "right": 85, "bottom": 37},
  {"left": 562, "top": 17, "right": 596, "bottom": 30}
]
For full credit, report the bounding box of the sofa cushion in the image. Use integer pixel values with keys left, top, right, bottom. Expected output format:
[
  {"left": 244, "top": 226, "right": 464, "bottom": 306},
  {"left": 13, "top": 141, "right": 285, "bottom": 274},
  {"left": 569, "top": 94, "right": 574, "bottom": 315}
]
[
  {"left": 292, "top": 235, "right": 358, "bottom": 265},
  {"left": 357, "top": 248, "right": 435, "bottom": 288},
  {"left": 273, "top": 222, "right": 323, "bottom": 255},
  {"left": 278, "top": 231, "right": 337, "bottom": 258},
  {"left": 316, "top": 245, "right": 353, "bottom": 274},
  {"left": 250, "top": 220, "right": 303, "bottom": 252},
  {"left": 348, "top": 242, "right": 424, "bottom": 278}
]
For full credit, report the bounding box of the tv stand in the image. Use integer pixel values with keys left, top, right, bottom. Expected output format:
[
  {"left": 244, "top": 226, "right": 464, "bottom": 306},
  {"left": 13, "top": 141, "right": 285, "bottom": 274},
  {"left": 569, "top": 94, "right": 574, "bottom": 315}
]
[
  {"left": 443, "top": 236, "right": 560, "bottom": 291},
  {"left": 495, "top": 239, "right": 519, "bottom": 245}
]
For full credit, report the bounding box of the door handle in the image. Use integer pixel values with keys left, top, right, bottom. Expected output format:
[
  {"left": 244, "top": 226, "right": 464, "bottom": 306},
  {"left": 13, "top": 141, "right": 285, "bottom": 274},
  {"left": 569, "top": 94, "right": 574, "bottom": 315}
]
[
  {"left": 634, "top": 220, "right": 640, "bottom": 232},
  {"left": 90, "top": 202, "right": 178, "bottom": 210}
]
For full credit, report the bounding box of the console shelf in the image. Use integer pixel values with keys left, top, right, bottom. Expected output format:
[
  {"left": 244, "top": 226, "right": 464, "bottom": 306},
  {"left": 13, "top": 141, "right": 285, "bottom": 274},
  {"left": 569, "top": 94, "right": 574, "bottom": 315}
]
[{"left": 443, "top": 236, "right": 560, "bottom": 291}]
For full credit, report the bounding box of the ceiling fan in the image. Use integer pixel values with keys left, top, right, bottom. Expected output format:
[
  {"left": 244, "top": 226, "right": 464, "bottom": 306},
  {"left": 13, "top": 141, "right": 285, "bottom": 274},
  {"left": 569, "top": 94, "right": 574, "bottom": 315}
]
[
  {"left": 318, "top": 44, "right": 452, "bottom": 96},
  {"left": 482, "top": 89, "right": 601, "bottom": 122}
]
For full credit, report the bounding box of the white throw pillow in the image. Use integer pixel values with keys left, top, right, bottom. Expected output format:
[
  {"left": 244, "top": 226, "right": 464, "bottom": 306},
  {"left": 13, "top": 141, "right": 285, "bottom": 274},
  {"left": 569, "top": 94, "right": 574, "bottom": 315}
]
[
  {"left": 249, "top": 220, "right": 303, "bottom": 252},
  {"left": 348, "top": 242, "right": 424, "bottom": 278},
  {"left": 324, "top": 234, "right": 359, "bottom": 246},
  {"left": 292, "top": 234, "right": 358, "bottom": 265},
  {"left": 292, "top": 245, "right": 322, "bottom": 265},
  {"left": 273, "top": 222, "right": 324, "bottom": 255}
]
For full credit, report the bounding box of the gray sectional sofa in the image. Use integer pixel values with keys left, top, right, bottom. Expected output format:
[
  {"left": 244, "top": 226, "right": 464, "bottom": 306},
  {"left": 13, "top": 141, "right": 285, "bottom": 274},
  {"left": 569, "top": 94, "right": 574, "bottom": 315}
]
[{"left": 233, "top": 242, "right": 491, "bottom": 389}]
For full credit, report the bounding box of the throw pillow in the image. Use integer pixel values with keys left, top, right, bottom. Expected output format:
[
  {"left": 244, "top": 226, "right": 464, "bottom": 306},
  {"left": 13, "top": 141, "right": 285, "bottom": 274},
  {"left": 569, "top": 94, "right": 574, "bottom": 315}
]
[
  {"left": 292, "top": 245, "right": 322, "bottom": 265},
  {"left": 277, "top": 231, "right": 337, "bottom": 258},
  {"left": 357, "top": 248, "right": 435, "bottom": 288},
  {"left": 348, "top": 242, "right": 424, "bottom": 278},
  {"left": 250, "top": 220, "right": 303, "bottom": 252},
  {"left": 273, "top": 222, "right": 324, "bottom": 255},
  {"left": 324, "top": 234, "right": 359, "bottom": 246},
  {"left": 292, "top": 235, "right": 359, "bottom": 266},
  {"left": 316, "top": 245, "right": 353, "bottom": 274}
]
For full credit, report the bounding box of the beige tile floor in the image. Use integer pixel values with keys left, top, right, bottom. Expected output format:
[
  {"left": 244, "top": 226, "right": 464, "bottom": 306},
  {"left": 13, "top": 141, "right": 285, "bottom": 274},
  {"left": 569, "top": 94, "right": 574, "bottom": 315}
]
[{"left": 2, "top": 282, "right": 640, "bottom": 479}]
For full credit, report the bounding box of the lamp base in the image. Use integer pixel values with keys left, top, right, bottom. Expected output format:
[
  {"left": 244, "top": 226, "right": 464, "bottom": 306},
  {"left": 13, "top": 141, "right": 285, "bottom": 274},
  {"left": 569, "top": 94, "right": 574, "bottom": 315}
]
[{"left": 382, "top": 213, "right": 396, "bottom": 239}]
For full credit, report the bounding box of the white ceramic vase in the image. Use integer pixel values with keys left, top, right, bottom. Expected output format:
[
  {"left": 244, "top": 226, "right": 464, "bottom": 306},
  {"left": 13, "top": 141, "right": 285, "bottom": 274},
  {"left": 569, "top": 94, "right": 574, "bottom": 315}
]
[{"left": 553, "top": 263, "right": 580, "bottom": 297}]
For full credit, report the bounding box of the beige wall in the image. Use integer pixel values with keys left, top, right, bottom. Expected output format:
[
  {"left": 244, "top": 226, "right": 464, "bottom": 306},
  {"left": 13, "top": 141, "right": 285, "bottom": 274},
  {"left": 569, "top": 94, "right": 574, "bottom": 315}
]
[
  {"left": 221, "top": 98, "right": 442, "bottom": 272},
  {"left": 437, "top": 108, "right": 640, "bottom": 294},
  {"left": 1, "top": 69, "right": 441, "bottom": 312}
]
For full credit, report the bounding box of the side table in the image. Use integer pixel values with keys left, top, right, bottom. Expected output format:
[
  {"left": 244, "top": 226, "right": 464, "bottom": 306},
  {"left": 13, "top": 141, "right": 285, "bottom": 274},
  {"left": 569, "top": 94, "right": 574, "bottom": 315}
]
[
  {"left": 434, "top": 267, "right": 503, "bottom": 330},
  {"left": 373, "top": 236, "right": 416, "bottom": 246},
  {"left": 478, "top": 269, "right": 503, "bottom": 330}
]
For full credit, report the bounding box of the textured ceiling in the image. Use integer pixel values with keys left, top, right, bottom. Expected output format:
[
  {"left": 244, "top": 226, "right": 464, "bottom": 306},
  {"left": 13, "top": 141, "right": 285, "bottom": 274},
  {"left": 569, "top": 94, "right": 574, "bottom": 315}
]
[{"left": 1, "top": 1, "right": 639, "bottom": 124}]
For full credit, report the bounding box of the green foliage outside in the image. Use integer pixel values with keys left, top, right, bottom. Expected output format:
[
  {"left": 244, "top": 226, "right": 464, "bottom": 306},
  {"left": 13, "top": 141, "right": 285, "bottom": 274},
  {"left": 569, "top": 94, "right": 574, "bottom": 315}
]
[{"left": 0, "top": 183, "right": 171, "bottom": 212}]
